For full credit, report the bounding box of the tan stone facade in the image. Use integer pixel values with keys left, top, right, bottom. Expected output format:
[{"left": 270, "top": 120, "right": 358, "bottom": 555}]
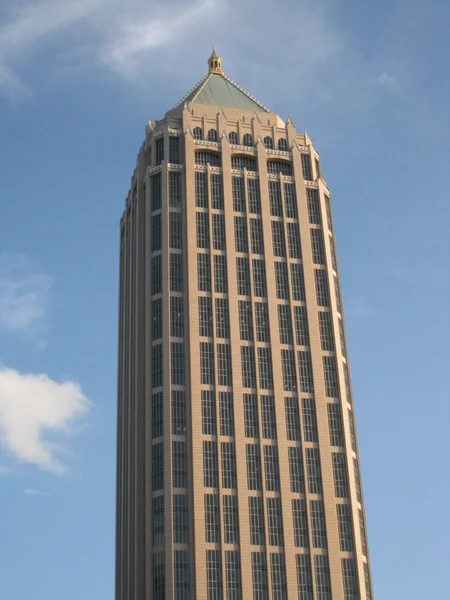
[{"left": 117, "top": 57, "right": 373, "bottom": 600}]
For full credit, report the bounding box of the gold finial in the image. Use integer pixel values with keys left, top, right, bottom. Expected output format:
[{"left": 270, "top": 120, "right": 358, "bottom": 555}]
[{"left": 208, "top": 47, "right": 223, "bottom": 74}]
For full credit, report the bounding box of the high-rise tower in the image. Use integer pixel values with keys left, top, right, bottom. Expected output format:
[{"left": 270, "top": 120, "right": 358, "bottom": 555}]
[{"left": 116, "top": 49, "right": 373, "bottom": 600}]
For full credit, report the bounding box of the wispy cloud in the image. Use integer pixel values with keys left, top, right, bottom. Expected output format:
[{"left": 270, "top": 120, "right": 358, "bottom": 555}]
[
  {"left": 0, "top": 254, "right": 52, "bottom": 337},
  {"left": 0, "top": 367, "right": 91, "bottom": 473},
  {"left": 24, "top": 488, "right": 50, "bottom": 497}
]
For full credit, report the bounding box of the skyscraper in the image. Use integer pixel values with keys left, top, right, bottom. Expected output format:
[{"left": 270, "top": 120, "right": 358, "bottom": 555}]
[{"left": 116, "top": 49, "right": 372, "bottom": 600}]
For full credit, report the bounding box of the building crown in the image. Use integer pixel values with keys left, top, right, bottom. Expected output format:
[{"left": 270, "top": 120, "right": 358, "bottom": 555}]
[{"left": 208, "top": 47, "right": 223, "bottom": 75}]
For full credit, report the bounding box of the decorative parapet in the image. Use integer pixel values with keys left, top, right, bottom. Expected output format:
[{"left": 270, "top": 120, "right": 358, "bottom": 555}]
[
  {"left": 148, "top": 165, "right": 162, "bottom": 175},
  {"left": 305, "top": 180, "right": 319, "bottom": 188},
  {"left": 209, "top": 166, "right": 223, "bottom": 172},
  {"left": 266, "top": 149, "right": 292, "bottom": 158},
  {"left": 282, "top": 175, "right": 295, "bottom": 182},
  {"left": 267, "top": 173, "right": 279, "bottom": 179},
  {"left": 230, "top": 144, "right": 256, "bottom": 153},
  {"left": 194, "top": 164, "right": 207, "bottom": 171},
  {"left": 246, "top": 171, "right": 258, "bottom": 177},
  {"left": 194, "top": 139, "right": 220, "bottom": 148},
  {"left": 231, "top": 168, "right": 244, "bottom": 175},
  {"left": 168, "top": 128, "right": 182, "bottom": 136},
  {"left": 168, "top": 163, "right": 183, "bottom": 170},
  {"left": 153, "top": 129, "right": 164, "bottom": 139}
]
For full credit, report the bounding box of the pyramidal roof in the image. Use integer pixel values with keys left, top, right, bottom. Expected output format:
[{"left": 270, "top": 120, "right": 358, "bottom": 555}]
[{"left": 173, "top": 48, "right": 270, "bottom": 113}]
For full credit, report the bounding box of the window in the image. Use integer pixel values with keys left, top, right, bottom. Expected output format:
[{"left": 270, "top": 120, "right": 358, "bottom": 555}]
[
  {"left": 332, "top": 452, "right": 349, "bottom": 498},
  {"left": 323, "top": 356, "right": 339, "bottom": 398},
  {"left": 254, "top": 302, "right": 270, "bottom": 342},
  {"left": 252, "top": 259, "right": 267, "bottom": 297},
  {"left": 343, "top": 362, "right": 352, "bottom": 405},
  {"left": 294, "top": 306, "right": 309, "bottom": 346},
  {"left": 246, "top": 444, "right": 262, "bottom": 490},
  {"left": 314, "top": 269, "right": 330, "bottom": 306},
  {"left": 334, "top": 275, "right": 342, "bottom": 313},
  {"left": 278, "top": 138, "right": 288, "bottom": 151},
  {"left": 301, "top": 154, "right": 312, "bottom": 180},
  {"left": 219, "top": 391, "right": 234, "bottom": 436},
  {"left": 197, "top": 253, "right": 211, "bottom": 292},
  {"left": 200, "top": 342, "right": 215, "bottom": 384},
  {"left": 205, "top": 494, "right": 220, "bottom": 543},
  {"left": 152, "top": 255, "right": 162, "bottom": 295},
  {"left": 336, "top": 503, "right": 354, "bottom": 552},
  {"left": 348, "top": 409, "right": 357, "bottom": 452},
  {"left": 359, "top": 510, "right": 367, "bottom": 555},
  {"left": 232, "top": 177, "right": 246, "bottom": 212},
  {"left": 170, "top": 296, "right": 184, "bottom": 338},
  {"left": 171, "top": 342, "right": 184, "bottom": 385},
  {"left": 274, "top": 262, "right": 289, "bottom": 300},
  {"left": 153, "top": 552, "right": 165, "bottom": 600},
  {"left": 272, "top": 221, "right": 286, "bottom": 257},
  {"left": 208, "top": 128, "right": 218, "bottom": 142},
  {"left": 263, "top": 136, "right": 274, "bottom": 149},
  {"left": 229, "top": 131, "right": 238, "bottom": 145},
  {"left": 214, "top": 254, "right": 228, "bottom": 293},
  {"left": 195, "top": 151, "right": 221, "bottom": 166},
  {"left": 195, "top": 172, "right": 208, "bottom": 208},
  {"left": 151, "top": 213, "right": 161, "bottom": 251},
  {"left": 364, "top": 563, "right": 372, "bottom": 600},
  {"left": 174, "top": 550, "right": 189, "bottom": 600},
  {"left": 315, "top": 158, "right": 321, "bottom": 178},
  {"left": 329, "top": 235, "right": 338, "bottom": 271},
  {"left": 267, "top": 497, "right": 283, "bottom": 545},
  {"left": 314, "top": 555, "right": 332, "bottom": 600},
  {"left": 238, "top": 301, "right": 253, "bottom": 341},
  {"left": 270, "top": 553, "right": 287, "bottom": 600},
  {"left": 342, "top": 558, "right": 358, "bottom": 600},
  {"left": 170, "top": 253, "right": 183, "bottom": 292},
  {"left": 277, "top": 305, "right": 293, "bottom": 345},
  {"left": 236, "top": 257, "right": 250, "bottom": 295},
  {"left": 290, "top": 263, "right": 305, "bottom": 301},
  {"left": 223, "top": 496, "right": 240, "bottom": 544},
  {"left": 249, "top": 496, "right": 265, "bottom": 545},
  {"left": 244, "top": 394, "right": 259, "bottom": 438},
  {"left": 301, "top": 398, "right": 318, "bottom": 442},
  {"left": 193, "top": 126, "right": 203, "bottom": 140},
  {"left": 215, "top": 298, "right": 230, "bottom": 339},
  {"left": 258, "top": 349, "right": 273, "bottom": 390},
  {"left": 196, "top": 212, "right": 210, "bottom": 249},
  {"left": 155, "top": 137, "right": 164, "bottom": 165},
  {"left": 296, "top": 554, "right": 313, "bottom": 600},
  {"left": 307, "top": 189, "right": 321, "bottom": 224},
  {"left": 243, "top": 133, "right": 253, "bottom": 147},
  {"left": 292, "top": 499, "right": 309, "bottom": 548},
  {"left": 222, "top": 442, "right": 237, "bottom": 489},
  {"left": 247, "top": 178, "right": 261, "bottom": 214},
  {"left": 152, "top": 392, "right": 163, "bottom": 438},
  {"left": 252, "top": 552, "right": 268, "bottom": 600},
  {"left": 170, "top": 211, "right": 182, "bottom": 249},
  {"left": 152, "top": 442, "right": 163, "bottom": 490},
  {"left": 152, "top": 343, "right": 163, "bottom": 388},
  {"left": 172, "top": 390, "right": 186, "bottom": 435},
  {"left": 298, "top": 351, "right": 314, "bottom": 393},
  {"left": 152, "top": 298, "right": 162, "bottom": 340},
  {"left": 288, "top": 446, "right": 305, "bottom": 493},
  {"left": 232, "top": 155, "right": 258, "bottom": 171},
  {"left": 354, "top": 458, "right": 362, "bottom": 503},
  {"left": 284, "top": 183, "right": 297, "bottom": 219},
  {"left": 206, "top": 549, "right": 222, "bottom": 600},
  {"left": 264, "top": 445, "right": 280, "bottom": 492},
  {"left": 281, "top": 349, "right": 297, "bottom": 392},
  {"left": 169, "top": 136, "right": 179, "bottom": 164},
  {"left": 318, "top": 311, "right": 334, "bottom": 351},
  {"left": 285, "top": 397, "right": 301, "bottom": 441},
  {"left": 338, "top": 318, "right": 347, "bottom": 357},
  {"left": 327, "top": 403, "right": 344, "bottom": 446},
  {"left": 217, "top": 344, "right": 232, "bottom": 386},
  {"left": 310, "top": 229, "right": 325, "bottom": 264},
  {"left": 260, "top": 395, "right": 276, "bottom": 438},
  {"left": 234, "top": 216, "right": 249, "bottom": 253},
  {"left": 324, "top": 195, "right": 333, "bottom": 231},
  {"left": 203, "top": 441, "right": 218, "bottom": 488},
  {"left": 211, "top": 174, "right": 224, "bottom": 209},
  {"left": 153, "top": 495, "right": 164, "bottom": 546},
  {"left": 172, "top": 440, "right": 187, "bottom": 488},
  {"left": 269, "top": 181, "right": 283, "bottom": 216},
  {"left": 169, "top": 171, "right": 182, "bottom": 207},
  {"left": 310, "top": 499, "right": 327, "bottom": 548},
  {"left": 212, "top": 213, "right": 226, "bottom": 250},
  {"left": 249, "top": 218, "right": 264, "bottom": 254},
  {"left": 202, "top": 390, "right": 217, "bottom": 435},
  {"left": 305, "top": 447, "right": 322, "bottom": 494},
  {"left": 151, "top": 173, "right": 161, "bottom": 211},
  {"left": 225, "top": 551, "right": 242, "bottom": 600},
  {"left": 267, "top": 160, "right": 293, "bottom": 176},
  {"left": 241, "top": 345, "right": 256, "bottom": 389},
  {"left": 286, "top": 222, "right": 302, "bottom": 258}
]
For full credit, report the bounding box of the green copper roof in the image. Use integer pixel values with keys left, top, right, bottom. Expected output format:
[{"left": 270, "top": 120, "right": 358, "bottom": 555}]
[{"left": 175, "top": 72, "right": 270, "bottom": 112}]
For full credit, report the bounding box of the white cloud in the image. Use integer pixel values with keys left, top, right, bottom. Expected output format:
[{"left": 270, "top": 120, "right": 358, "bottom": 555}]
[
  {"left": 24, "top": 488, "right": 50, "bottom": 496},
  {"left": 0, "top": 367, "right": 90, "bottom": 473},
  {"left": 0, "top": 254, "right": 52, "bottom": 336}
]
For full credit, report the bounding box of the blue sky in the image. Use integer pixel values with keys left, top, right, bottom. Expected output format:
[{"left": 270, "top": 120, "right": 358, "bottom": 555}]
[{"left": 0, "top": 0, "right": 449, "bottom": 598}]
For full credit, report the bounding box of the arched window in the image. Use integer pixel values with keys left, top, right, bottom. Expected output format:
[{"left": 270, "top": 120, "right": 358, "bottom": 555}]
[
  {"left": 267, "top": 160, "right": 293, "bottom": 176},
  {"left": 195, "top": 151, "right": 221, "bottom": 167},
  {"left": 278, "top": 138, "right": 288, "bottom": 151},
  {"left": 264, "top": 136, "right": 274, "bottom": 149},
  {"left": 243, "top": 133, "right": 253, "bottom": 147},
  {"left": 229, "top": 131, "right": 238, "bottom": 145},
  {"left": 208, "top": 129, "right": 218, "bottom": 142},
  {"left": 231, "top": 155, "right": 258, "bottom": 172},
  {"left": 193, "top": 127, "right": 203, "bottom": 140}
]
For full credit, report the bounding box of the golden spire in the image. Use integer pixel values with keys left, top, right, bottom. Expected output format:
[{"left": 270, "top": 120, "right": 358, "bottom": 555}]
[{"left": 208, "top": 47, "right": 223, "bottom": 75}]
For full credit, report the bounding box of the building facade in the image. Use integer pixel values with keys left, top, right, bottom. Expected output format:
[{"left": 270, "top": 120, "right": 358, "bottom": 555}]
[{"left": 116, "top": 49, "right": 373, "bottom": 600}]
